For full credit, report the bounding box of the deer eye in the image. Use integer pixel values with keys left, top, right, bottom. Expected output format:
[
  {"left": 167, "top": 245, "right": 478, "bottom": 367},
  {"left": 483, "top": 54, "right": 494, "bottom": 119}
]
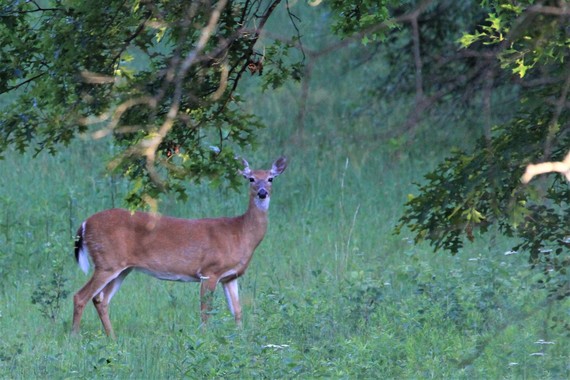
[
  {"left": 249, "top": 177, "right": 255, "bottom": 182},
  {"left": 268, "top": 177, "right": 273, "bottom": 182}
]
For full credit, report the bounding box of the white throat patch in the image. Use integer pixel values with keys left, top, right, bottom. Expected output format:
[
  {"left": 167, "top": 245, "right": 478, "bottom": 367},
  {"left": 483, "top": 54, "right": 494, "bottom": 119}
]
[{"left": 255, "top": 196, "right": 270, "bottom": 211}]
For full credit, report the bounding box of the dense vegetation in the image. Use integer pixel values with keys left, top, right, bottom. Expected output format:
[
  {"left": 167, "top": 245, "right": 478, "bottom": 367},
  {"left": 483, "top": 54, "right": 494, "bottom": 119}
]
[{"left": 1, "top": 0, "right": 569, "bottom": 378}]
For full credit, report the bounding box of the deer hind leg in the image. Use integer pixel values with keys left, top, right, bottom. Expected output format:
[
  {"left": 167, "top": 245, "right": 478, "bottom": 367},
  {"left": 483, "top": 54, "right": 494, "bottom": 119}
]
[
  {"left": 222, "top": 278, "right": 242, "bottom": 326},
  {"left": 92, "top": 268, "right": 132, "bottom": 339},
  {"left": 72, "top": 269, "right": 124, "bottom": 336}
]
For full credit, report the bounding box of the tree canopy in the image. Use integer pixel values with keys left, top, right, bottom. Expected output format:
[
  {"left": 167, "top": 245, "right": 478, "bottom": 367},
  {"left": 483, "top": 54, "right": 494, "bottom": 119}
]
[{"left": 1, "top": 0, "right": 302, "bottom": 206}]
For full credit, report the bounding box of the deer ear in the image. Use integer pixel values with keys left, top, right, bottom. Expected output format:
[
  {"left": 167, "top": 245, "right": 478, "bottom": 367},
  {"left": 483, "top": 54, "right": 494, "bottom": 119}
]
[
  {"left": 239, "top": 158, "right": 252, "bottom": 178},
  {"left": 270, "top": 157, "right": 288, "bottom": 177}
]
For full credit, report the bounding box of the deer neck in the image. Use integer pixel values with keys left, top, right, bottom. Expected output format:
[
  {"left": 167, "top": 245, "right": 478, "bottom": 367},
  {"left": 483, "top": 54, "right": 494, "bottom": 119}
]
[{"left": 240, "top": 195, "right": 269, "bottom": 247}]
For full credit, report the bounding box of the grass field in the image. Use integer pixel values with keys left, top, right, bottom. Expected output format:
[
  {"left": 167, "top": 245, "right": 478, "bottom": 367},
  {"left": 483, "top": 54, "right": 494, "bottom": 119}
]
[{"left": 1, "top": 3, "right": 569, "bottom": 379}]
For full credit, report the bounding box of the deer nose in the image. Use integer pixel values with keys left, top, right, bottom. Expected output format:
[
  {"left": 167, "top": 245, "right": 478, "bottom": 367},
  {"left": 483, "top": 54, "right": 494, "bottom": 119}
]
[{"left": 257, "top": 188, "right": 268, "bottom": 199}]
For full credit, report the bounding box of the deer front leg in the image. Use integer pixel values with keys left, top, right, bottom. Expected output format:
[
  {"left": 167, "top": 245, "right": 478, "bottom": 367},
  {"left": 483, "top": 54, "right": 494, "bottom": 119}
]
[
  {"left": 200, "top": 277, "right": 217, "bottom": 325},
  {"left": 222, "top": 278, "right": 242, "bottom": 326}
]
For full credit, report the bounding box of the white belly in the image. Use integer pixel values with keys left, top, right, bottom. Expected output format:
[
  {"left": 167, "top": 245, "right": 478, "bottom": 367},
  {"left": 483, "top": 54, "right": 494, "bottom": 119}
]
[{"left": 136, "top": 268, "right": 200, "bottom": 282}]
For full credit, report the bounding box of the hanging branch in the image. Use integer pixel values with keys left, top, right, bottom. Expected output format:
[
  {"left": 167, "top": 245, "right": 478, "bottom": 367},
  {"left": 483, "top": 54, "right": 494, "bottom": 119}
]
[{"left": 522, "top": 151, "right": 570, "bottom": 184}]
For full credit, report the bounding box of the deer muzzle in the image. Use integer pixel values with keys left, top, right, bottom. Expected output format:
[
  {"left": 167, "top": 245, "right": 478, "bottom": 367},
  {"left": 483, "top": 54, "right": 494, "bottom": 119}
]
[{"left": 257, "top": 188, "right": 268, "bottom": 199}]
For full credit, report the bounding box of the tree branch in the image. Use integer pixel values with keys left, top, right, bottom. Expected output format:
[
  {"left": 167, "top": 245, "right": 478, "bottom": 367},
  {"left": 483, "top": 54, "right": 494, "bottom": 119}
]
[
  {"left": 527, "top": 4, "right": 570, "bottom": 16},
  {"left": 110, "top": 11, "right": 153, "bottom": 68},
  {"left": 522, "top": 151, "right": 570, "bottom": 184},
  {"left": 3, "top": 73, "right": 46, "bottom": 94},
  {"left": 292, "top": 0, "right": 434, "bottom": 132},
  {"left": 142, "top": 0, "right": 229, "bottom": 188},
  {"left": 226, "top": 0, "right": 283, "bottom": 107}
]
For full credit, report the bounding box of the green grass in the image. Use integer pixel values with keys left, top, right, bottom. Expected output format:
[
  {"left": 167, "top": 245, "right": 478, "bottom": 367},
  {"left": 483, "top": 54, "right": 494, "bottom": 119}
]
[{"left": 1, "top": 3, "right": 570, "bottom": 379}]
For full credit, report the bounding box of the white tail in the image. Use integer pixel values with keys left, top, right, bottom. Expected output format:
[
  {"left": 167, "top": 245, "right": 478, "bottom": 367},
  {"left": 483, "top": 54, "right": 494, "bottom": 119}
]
[{"left": 72, "top": 157, "right": 287, "bottom": 338}]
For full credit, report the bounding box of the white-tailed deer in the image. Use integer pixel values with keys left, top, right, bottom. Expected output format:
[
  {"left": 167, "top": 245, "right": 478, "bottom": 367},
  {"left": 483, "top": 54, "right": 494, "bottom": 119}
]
[{"left": 72, "top": 157, "right": 287, "bottom": 338}]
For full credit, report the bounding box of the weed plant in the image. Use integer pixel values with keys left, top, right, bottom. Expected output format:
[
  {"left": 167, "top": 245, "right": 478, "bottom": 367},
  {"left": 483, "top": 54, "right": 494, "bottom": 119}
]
[{"left": 31, "top": 249, "right": 69, "bottom": 322}]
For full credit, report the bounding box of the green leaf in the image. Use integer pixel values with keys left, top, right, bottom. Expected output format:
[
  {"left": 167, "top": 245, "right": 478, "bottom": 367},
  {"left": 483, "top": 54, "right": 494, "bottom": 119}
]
[
  {"left": 458, "top": 32, "right": 484, "bottom": 48},
  {"left": 512, "top": 58, "right": 530, "bottom": 78}
]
